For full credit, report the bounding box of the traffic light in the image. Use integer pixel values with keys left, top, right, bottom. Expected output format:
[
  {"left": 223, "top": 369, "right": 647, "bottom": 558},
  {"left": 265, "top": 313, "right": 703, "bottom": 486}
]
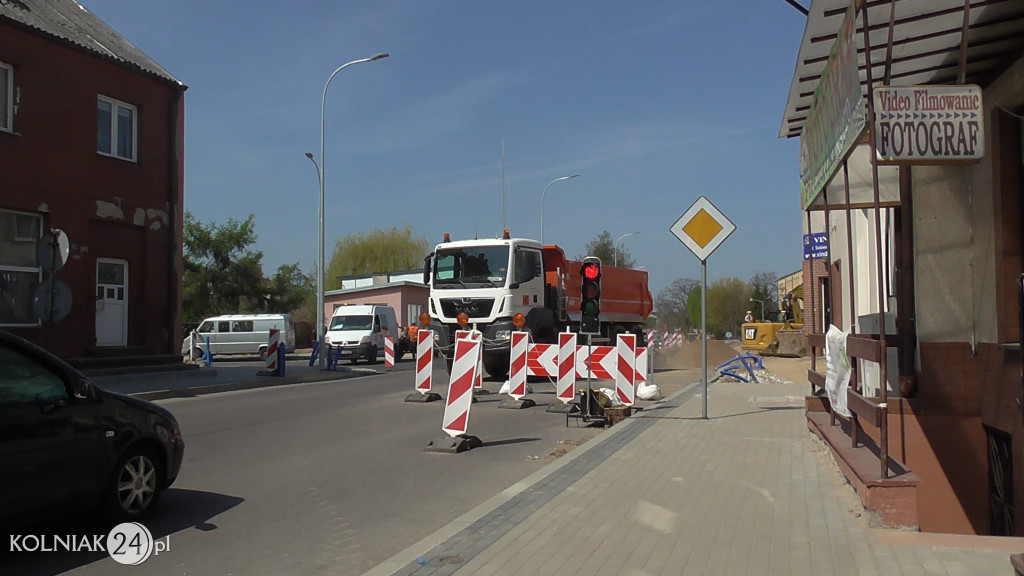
[{"left": 580, "top": 257, "right": 601, "bottom": 334}]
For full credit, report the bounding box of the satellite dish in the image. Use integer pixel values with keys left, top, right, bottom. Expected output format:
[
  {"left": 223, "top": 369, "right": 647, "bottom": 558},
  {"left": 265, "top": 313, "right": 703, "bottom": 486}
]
[
  {"left": 32, "top": 280, "right": 73, "bottom": 323},
  {"left": 37, "top": 229, "right": 70, "bottom": 273}
]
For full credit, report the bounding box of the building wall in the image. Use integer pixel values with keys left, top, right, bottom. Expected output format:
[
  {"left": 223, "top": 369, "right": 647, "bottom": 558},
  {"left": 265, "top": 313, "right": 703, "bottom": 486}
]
[
  {"left": 324, "top": 283, "right": 429, "bottom": 328},
  {"left": 0, "top": 22, "right": 184, "bottom": 356},
  {"left": 895, "top": 52, "right": 1024, "bottom": 535}
]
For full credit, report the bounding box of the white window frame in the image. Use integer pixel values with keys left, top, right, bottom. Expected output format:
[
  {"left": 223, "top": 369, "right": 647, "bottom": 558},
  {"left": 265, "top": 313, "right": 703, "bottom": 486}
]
[
  {"left": 97, "top": 94, "right": 137, "bottom": 162},
  {"left": 0, "top": 61, "right": 12, "bottom": 133}
]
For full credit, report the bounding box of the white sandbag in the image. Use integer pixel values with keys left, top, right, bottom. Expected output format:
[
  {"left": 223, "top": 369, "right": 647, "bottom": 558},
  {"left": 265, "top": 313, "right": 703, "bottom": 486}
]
[
  {"left": 599, "top": 387, "right": 623, "bottom": 406},
  {"left": 499, "top": 380, "right": 510, "bottom": 394},
  {"left": 636, "top": 382, "right": 662, "bottom": 401}
]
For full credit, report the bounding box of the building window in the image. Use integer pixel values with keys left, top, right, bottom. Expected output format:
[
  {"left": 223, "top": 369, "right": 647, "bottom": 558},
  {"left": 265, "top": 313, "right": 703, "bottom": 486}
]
[
  {"left": 0, "top": 61, "right": 12, "bottom": 132},
  {"left": 0, "top": 209, "right": 42, "bottom": 326},
  {"left": 97, "top": 95, "right": 137, "bottom": 161}
]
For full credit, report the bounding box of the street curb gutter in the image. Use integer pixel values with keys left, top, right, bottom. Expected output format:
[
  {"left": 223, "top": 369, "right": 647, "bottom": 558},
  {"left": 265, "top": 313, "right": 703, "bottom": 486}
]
[{"left": 363, "top": 380, "right": 701, "bottom": 576}]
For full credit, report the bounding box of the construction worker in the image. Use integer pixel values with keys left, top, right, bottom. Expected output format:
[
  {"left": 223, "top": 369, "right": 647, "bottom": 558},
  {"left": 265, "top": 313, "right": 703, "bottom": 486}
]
[{"left": 744, "top": 310, "right": 754, "bottom": 323}]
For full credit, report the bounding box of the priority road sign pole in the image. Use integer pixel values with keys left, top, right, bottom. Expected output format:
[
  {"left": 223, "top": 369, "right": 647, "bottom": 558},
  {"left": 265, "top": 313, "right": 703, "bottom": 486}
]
[{"left": 701, "top": 259, "right": 708, "bottom": 420}]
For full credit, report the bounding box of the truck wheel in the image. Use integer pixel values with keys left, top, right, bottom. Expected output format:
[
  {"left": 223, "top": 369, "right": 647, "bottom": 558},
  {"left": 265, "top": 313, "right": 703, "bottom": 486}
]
[
  {"left": 484, "top": 358, "right": 509, "bottom": 380},
  {"left": 367, "top": 345, "right": 378, "bottom": 364},
  {"left": 444, "top": 354, "right": 453, "bottom": 374}
]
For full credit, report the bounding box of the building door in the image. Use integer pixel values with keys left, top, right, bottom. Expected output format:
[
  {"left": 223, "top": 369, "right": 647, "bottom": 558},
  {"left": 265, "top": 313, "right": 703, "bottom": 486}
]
[{"left": 95, "top": 258, "right": 128, "bottom": 347}]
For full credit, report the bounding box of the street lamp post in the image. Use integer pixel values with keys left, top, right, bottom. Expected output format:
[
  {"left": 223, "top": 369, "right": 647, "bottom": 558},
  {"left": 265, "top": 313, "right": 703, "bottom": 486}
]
[
  {"left": 749, "top": 297, "right": 765, "bottom": 322},
  {"left": 314, "top": 53, "right": 389, "bottom": 370},
  {"left": 615, "top": 232, "right": 639, "bottom": 267},
  {"left": 540, "top": 174, "right": 579, "bottom": 245}
]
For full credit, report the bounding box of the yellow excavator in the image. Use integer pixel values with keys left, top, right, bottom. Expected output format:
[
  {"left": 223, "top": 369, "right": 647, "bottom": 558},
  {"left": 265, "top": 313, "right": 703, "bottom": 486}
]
[{"left": 741, "top": 285, "right": 805, "bottom": 357}]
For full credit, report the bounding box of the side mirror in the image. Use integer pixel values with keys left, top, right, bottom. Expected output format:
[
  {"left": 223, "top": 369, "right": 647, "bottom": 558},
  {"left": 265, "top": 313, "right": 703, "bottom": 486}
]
[
  {"left": 73, "top": 379, "right": 92, "bottom": 400},
  {"left": 422, "top": 252, "right": 433, "bottom": 285}
]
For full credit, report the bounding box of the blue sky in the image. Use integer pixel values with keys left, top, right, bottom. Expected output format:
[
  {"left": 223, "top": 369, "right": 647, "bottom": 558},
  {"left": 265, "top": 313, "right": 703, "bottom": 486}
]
[{"left": 80, "top": 0, "right": 808, "bottom": 296}]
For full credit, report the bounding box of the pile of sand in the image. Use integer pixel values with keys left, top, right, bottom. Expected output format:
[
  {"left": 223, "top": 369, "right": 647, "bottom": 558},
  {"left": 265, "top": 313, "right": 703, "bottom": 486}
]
[{"left": 660, "top": 339, "right": 741, "bottom": 371}]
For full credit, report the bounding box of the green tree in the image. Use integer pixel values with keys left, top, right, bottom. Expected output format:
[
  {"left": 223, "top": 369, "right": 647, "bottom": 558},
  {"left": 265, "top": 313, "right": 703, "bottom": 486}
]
[
  {"left": 655, "top": 277, "right": 698, "bottom": 332},
  {"left": 182, "top": 211, "right": 265, "bottom": 321},
  {"left": 579, "top": 230, "right": 636, "bottom": 268},
  {"left": 263, "top": 263, "right": 314, "bottom": 319},
  {"left": 748, "top": 271, "right": 779, "bottom": 322},
  {"left": 707, "top": 277, "right": 749, "bottom": 337},
  {"left": 325, "top": 226, "right": 428, "bottom": 290}
]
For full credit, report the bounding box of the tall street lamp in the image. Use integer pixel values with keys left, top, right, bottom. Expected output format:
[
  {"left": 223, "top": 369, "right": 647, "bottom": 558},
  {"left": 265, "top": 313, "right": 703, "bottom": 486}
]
[
  {"left": 749, "top": 297, "right": 765, "bottom": 322},
  {"left": 315, "top": 52, "right": 389, "bottom": 370},
  {"left": 540, "top": 174, "right": 579, "bottom": 245},
  {"left": 615, "top": 231, "right": 639, "bottom": 267}
]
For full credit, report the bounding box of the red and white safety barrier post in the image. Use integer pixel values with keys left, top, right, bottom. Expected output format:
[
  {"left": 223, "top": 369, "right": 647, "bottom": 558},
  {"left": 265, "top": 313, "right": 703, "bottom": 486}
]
[
  {"left": 616, "top": 333, "right": 636, "bottom": 406},
  {"left": 265, "top": 328, "right": 280, "bottom": 376},
  {"left": 405, "top": 330, "right": 441, "bottom": 403},
  {"left": 498, "top": 331, "right": 535, "bottom": 410},
  {"left": 425, "top": 335, "right": 483, "bottom": 453},
  {"left": 635, "top": 346, "right": 648, "bottom": 387},
  {"left": 456, "top": 329, "right": 485, "bottom": 393},
  {"left": 384, "top": 336, "right": 394, "bottom": 369},
  {"left": 557, "top": 332, "right": 577, "bottom": 403}
]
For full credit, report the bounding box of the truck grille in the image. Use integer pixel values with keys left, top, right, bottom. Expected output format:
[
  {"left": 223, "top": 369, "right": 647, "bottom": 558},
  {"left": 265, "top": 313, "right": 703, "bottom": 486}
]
[{"left": 439, "top": 298, "right": 495, "bottom": 319}]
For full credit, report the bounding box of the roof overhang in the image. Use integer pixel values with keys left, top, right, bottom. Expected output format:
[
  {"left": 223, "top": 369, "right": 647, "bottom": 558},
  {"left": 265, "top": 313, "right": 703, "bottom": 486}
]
[{"left": 781, "top": 0, "right": 1024, "bottom": 140}]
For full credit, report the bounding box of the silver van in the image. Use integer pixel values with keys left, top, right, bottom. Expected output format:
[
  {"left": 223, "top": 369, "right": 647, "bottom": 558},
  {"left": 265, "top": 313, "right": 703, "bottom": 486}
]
[{"left": 182, "top": 314, "right": 296, "bottom": 359}]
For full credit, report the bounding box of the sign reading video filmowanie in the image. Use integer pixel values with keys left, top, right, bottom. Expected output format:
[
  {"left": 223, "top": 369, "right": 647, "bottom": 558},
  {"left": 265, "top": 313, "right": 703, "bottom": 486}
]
[{"left": 873, "top": 84, "right": 984, "bottom": 165}]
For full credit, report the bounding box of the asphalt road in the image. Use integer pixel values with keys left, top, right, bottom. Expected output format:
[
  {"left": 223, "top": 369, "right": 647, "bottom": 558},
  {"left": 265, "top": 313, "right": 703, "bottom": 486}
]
[{"left": 2, "top": 362, "right": 606, "bottom": 576}]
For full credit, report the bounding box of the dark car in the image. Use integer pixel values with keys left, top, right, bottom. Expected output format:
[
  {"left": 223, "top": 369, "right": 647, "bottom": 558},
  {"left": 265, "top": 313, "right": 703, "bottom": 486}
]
[{"left": 0, "top": 329, "right": 184, "bottom": 525}]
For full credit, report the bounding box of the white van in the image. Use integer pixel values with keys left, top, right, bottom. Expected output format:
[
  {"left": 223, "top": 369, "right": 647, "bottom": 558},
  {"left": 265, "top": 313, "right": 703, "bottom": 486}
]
[
  {"left": 182, "top": 314, "right": 296, "bottom": 359},
  {"left": 324, "top": 304, "right": 398, "bottom": 364}
]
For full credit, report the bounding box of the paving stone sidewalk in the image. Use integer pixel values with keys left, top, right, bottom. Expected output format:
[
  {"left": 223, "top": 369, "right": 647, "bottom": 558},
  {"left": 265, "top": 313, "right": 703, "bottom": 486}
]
[{"left": 368, "top": 373, "right": 1019, "bottom": 576}]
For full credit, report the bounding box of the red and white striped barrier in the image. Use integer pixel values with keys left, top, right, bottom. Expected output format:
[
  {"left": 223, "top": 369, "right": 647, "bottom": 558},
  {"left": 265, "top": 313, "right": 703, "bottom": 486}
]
[
  {"left": 508, "top": 331, "right": 529, "bottom": 400},
  {"left": 527, "top": 343, "right": 557, "bottom": 378},
  {"left": 266, "top": 328, "right": 280, "bottom": 374},
  {"left": 442, "top": 337, "right": 480, "bottom": 437},
  {"left": 556, "top": 332, "right": 577, "bottom": 404},
  {"left": 415, "top": 330, "right": 433, "bottom": 393},
  {"left": 384, "top": 336, "right": 395, "bottom": 369},
  {"left": 456, "top": 330, "right": 483, "bottom": 389},
  {"left": 616, "top": 334, "right": 636, "bottom": 406},
  {"left": 635, "top": 346, "right": 648, "bottom": 385},
  {"left": 575, "top": 345, "right": 616, "bottom": 380}
]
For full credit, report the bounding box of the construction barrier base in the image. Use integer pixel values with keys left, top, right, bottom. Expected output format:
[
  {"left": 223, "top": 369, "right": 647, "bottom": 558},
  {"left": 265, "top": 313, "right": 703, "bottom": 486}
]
[
  {"left": 546, "top": 402, "right": 577, "bottom": 414},
  {"left": 498, "top": 398, "right": 536, "bottom": 410},
  {"left": 405, "top": 392, "right": 442, "bottom": 403},
  {"left": 473, "top": 388, "right": 491, "bottom": 396},
  {"left": 424, "top": 434, "right": 482, "bottom": 454}
]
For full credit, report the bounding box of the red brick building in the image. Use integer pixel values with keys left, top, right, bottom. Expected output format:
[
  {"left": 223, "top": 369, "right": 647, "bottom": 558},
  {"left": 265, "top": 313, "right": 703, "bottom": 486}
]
[{"left": 0, "top": 1, "right": 186, "bottom": 357}]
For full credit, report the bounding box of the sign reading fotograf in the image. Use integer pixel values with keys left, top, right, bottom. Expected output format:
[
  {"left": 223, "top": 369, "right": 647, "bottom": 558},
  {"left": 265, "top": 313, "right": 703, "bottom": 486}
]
[{"left": 873, "top": 85, "right": 984, "bottom": 164}]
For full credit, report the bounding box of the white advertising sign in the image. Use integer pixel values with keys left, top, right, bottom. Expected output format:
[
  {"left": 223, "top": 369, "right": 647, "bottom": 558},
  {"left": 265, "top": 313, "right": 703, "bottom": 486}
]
[{"left": 873, "top": 84, "right": 984, "bottom": 165}]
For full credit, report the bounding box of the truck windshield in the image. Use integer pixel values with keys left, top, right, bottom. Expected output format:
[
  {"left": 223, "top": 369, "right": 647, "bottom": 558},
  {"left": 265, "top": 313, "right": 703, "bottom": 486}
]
[
  {"left": 433, "top": 246, "right": 510, "bottom": 287},
  {"left": 329, "top": 315, "right": 372, "bottom": 331}
]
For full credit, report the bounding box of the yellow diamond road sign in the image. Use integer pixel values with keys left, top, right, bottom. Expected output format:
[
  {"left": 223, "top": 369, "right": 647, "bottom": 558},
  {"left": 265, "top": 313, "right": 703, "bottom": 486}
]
[{"left": 670, "top": 196, "right": 736, "bottom": 261}]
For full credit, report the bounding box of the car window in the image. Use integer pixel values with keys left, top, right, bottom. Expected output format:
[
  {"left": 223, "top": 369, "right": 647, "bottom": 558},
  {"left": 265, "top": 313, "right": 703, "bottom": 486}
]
[
  {"left": 232, "top": 320, "right": 253, "bottom": 332},
  {"left": 329, "top": 315, "right": 372, "bottom": 331},
  {"left": 0, "top": 344, "right": 68, "bottom": 406},
  {"left": 198, "top": 321, "right": 214, "bottom": 332},
  {"left": 217, "top": 321, "right": 230, "bottom": 333}
]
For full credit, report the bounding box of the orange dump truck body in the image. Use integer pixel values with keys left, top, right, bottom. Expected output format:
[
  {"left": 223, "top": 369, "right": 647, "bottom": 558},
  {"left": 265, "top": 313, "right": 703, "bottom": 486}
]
[{"left": 542, "top": 245, "right": 653, "bottom": 325}]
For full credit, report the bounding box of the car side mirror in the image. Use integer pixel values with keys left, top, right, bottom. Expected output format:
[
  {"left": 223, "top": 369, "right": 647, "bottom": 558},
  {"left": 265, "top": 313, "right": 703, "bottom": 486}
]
[{"left": 73, "top": 379, "right": 92, "bottom": 400}]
